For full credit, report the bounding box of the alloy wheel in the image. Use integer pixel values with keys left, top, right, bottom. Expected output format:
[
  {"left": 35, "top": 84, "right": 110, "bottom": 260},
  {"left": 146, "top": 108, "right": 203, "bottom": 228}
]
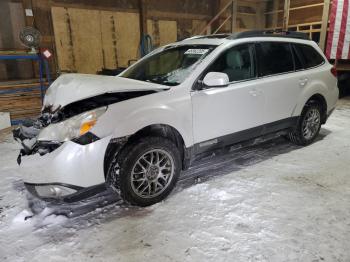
[
  {"left": 130, "top": 149, "right": 174, "bottom": 199},
  {"left": 302, "top": 108, "right": 321, "bottom": 140}
]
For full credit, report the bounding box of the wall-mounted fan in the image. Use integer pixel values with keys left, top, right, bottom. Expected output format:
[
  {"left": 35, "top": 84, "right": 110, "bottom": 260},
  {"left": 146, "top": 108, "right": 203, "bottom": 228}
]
[{"left": 19, "top": 26, "right": 41, "bottom": 53}]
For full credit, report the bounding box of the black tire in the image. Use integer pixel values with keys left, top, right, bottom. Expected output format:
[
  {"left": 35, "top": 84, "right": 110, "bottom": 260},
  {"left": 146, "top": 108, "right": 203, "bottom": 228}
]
[
  {"left": 288, "top": 101, "right": 322, "bottom": 146},
  {"left": 107, "top": 136, "right": 181, "bottom": 207}
]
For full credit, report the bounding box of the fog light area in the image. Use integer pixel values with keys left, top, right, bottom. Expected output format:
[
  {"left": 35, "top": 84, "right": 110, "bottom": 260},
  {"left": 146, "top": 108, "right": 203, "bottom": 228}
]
[{"left": 35, "top": 185, "right": 77, "bottom": 198}]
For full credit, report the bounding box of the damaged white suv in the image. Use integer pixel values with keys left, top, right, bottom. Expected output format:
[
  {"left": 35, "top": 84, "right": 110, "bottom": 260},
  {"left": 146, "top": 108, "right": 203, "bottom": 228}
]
[{"left": 16, "top": 31, "right": 338, "bottom": 206}]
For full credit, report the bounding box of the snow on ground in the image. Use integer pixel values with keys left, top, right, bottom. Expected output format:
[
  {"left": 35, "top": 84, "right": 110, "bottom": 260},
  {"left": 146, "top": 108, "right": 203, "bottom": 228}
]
[{"left": 1, "top": 98, "right": 350, "bottom": 262}]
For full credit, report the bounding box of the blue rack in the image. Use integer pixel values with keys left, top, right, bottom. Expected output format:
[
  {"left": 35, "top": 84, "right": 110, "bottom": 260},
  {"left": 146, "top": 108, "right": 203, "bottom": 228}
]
[{"left": 0, "top": 53, "right": 51, "bottom": 103}]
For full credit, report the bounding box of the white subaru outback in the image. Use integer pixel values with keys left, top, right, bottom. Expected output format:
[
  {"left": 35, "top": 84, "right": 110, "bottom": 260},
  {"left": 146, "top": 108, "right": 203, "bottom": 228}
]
[{"left": 16, "top": 31, "right": 338, "bottom": 206}]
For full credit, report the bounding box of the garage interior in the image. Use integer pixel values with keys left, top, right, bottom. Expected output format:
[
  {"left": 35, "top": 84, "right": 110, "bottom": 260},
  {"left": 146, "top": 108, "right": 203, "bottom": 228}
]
[{"left": 1, "top": 0, "right": 350, "bottom": 261}]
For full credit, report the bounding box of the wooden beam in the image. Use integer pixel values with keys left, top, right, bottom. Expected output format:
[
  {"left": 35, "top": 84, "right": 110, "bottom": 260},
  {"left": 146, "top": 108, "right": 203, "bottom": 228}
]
[
  {"left": 256, "top": 1, "right": 265, "bottom": 30},
  {"left": 231, "top": 0, "right": 237, "bottom": 33},
  {"left": 199, "top": 0, "right": 234, "bottom": 35},
  {"left": 22, "top": 0, "right": 35, "bottom": 27},
  {"left": 147, "top": 10, "right": 210, "bottom": 21},
  {"left": 272, "top": 0, "right": 279, "bottom": 28},
  {"left": 214, "top": 15, "right": 231, "bottom": 34},
  {"left": 265, "top": 3, "right": 325, "bottom": 15},
  {"left": 265, "top": 21, "right": 323, "bottom": 31},
  {"left": 319, "top": 0, "right": 331, "bottom": 52},
  {"left": 139, "top": 0, "right": 147, "bottom": 37},
  {"left": 238, "top": 12, "right": 256, "bottom": 16},
  {"left": 239, "top": 0, "right": 269, "bottom": 3},
  {"left": 282, "top": 0, "right": 290, "bottom": 30},
  {"left": 51, "top": 3, "right": 139, "bottom": 14},
  {"left": 211, "top": 0, "right": 221, "bottom": 34},
  {"left": 289, "top": 3, "right": 324, "bottom": 11},
  {"left": 265, "top": 10, "right": 283, "bottom": 15}
]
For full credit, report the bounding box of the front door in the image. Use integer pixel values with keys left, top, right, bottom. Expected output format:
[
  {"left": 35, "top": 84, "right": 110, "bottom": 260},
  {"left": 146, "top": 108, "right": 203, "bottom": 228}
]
[{"left": 191, "top": 43, "right": 265, "bottom": 151}]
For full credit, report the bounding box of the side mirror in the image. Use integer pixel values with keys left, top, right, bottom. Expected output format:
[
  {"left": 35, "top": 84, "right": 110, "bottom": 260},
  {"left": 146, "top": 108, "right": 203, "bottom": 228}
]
[{"left": 202, "top": 72, "right": 229, "bottom": 87}]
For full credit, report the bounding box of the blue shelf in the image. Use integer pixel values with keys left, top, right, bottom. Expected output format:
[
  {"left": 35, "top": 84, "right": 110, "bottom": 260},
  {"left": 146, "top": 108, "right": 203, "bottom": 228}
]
[
  {"left": 0, "top": 54, "right": 40, "bottom": 60},
  {"left": 0, "top": 53, "right": 51, "bottom": 103}
]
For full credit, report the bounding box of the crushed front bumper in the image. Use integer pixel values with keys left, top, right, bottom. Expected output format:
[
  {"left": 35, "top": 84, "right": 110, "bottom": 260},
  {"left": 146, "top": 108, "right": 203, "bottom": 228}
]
[
  {"left": 18, "top": 135, "right": 112, "bottom": 190},
  {"left": 12, "top": 119, "right": 42, "bottom": 141},
  {"left": 25, "top": 182, "right": 121, "bottom": 217},
  {"left": 25, "top": 182, "right": 108, "bottom": 203}
]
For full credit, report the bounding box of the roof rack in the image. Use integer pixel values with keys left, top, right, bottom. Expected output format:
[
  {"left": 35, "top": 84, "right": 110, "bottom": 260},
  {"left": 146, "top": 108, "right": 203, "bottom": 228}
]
[
  {"left": 181, "top": 34, "right": 230, "bottom": 42},
  {"left": 201, "top": 34, "right": 231, "bottom": 39},
  {"left": 227, "top": 30, "right": 310, "bottom": 40}
]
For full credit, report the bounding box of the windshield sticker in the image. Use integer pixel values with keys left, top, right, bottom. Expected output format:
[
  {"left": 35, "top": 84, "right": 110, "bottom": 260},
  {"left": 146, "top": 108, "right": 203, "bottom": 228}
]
[{"left": 184, "top": 49, "right": 209, "bottom": 55}]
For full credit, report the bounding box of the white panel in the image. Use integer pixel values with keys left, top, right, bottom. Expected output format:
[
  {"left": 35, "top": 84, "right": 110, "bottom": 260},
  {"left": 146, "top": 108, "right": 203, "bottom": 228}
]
[
  {"left": 0, "top": 112, "right": 11, "bottom": 130},
  {"left": 331, "top": 0, "right": 344, "bottom": 59},
  {"left": 341, "top": 4, "right": 350, "bottom": 58}
]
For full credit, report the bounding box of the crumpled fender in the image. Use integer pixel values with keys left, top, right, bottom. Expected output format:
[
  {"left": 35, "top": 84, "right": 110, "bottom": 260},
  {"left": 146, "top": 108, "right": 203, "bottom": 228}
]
[{"left": 91, "top": 88, "right": 193, "bottom": 147}]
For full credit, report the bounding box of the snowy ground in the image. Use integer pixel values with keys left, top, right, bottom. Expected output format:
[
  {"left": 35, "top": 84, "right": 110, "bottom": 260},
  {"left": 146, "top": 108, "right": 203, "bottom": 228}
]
[{"left": 1, "top": 98, "right": 350, "bottom": 262}]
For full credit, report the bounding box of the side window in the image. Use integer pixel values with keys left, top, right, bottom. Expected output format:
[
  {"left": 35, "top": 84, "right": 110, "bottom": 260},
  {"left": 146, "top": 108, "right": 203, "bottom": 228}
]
[
  {"left": 256, "top": 42, "right": 294, "bottom": 77},
  {"left": 291, "top": 45, "right": 304, "bottom": 71},
  {"left": 206, "top": 44, "right": 255, "bottom": 82},
  {"left": 293, "top": 44, "right": 325, "bottom": 69}
]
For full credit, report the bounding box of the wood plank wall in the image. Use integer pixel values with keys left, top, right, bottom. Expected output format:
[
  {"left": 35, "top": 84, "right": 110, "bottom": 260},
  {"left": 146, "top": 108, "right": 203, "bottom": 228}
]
[
  {"left": 0, "top": 0, "right": 328, "bottom": 79},
  {"left": 215, "top": 0, "right": 267, "bottom": 33},
  {"left": 147, "top": 19, "right": 178, "bottom": 48},
  {"left": 264, "top": 0, "right": 325, "bottom": 42},
  {"left": 0, "top": 81, "right": 44, "bottom": 123},
  {"left": 6, "top": 0, "right": 213, "bottom": 78},
  {"left": 265, "top": 0, "right": 324, "bottom": 28},
  {"left": 52, "top": 7, "right": 141, "bottom": 73},
  {"left": 0, "top": 1, "right": 34, "bottom": 81}
]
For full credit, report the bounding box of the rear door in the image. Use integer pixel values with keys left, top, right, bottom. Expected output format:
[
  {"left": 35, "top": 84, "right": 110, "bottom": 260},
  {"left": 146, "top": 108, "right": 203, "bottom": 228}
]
[
  {"left": 254, "top": 41, "right": 305, "bottom": 127},
  {"left": 292, "top": 42, "right": 327, "bottom": 93}
]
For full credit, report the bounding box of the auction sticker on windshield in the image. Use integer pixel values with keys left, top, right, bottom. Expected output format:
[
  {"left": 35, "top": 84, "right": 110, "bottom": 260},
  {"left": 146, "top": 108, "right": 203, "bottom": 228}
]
[{"left": 184, "top": 49, "right": 209, "bottom": 55}]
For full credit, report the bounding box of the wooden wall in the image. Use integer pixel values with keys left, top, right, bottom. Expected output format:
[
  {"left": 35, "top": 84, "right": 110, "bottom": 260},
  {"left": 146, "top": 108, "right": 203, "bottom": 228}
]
[
  {"left": 51, "top": 7, "right": 141, "bottom": 73},
  {"left": 147, "top": 19, "right": 178, "bottom": 48},
  {"left": 0, "top": 0, "right": 214, "bottom": 79},
  {"left": 211, "top": 0, "right": 325, "bottom": 37},
  {"left": 264, "top": 0, "right": 325, "bottom": 42},
  {"left": 0, "top": 81, "right": 44, "bottom": 123},
  {"left": 217, "top": 0, "right": 267, "bottom": 33},
  {"left": 0, "top": 0, "right": 329, "bottom": 79},
  {"left": 265, "top": 0, "right": 324, "bottom": 27},
  {"left": 0, "top": 0, "right": 34, "bottom": 81}
]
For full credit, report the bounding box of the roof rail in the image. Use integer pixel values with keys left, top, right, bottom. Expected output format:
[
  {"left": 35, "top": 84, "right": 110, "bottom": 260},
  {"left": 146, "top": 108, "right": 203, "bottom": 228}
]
[
  {"left": 182, "top": 35, "right": 205, "bottom": 41},
  {"left": 227, "top": 30, "right": 310, "bottom": 40},
  {"left": 181, "top": 34, "right": 231, "bottom": 42}
]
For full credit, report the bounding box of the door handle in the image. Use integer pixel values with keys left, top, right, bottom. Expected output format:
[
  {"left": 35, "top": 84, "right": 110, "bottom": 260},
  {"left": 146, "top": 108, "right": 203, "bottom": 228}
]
[{"left": 299, "top": 78, "right": 308, "bottom": 87}]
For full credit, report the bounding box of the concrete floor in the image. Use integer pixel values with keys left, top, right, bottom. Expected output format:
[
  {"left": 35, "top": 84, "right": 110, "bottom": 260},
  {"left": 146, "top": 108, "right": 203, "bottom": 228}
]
[{"left": 1, "top": 98, "right": 350, "bottom": 262}]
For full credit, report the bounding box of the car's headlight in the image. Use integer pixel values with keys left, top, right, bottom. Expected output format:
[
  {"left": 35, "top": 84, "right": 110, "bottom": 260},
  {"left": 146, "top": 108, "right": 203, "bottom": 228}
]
[{"left": 38, "top": 107, "right": 107, "bottom": 142}]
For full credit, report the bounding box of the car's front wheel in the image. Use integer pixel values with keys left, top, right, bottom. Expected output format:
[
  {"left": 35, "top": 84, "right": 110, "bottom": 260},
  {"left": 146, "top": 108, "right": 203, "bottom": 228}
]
[
  {"left": 107, "top": 137, "right": 181, "bottom": 206},
  {"left": 288, "top": 101, "right": 322, "bottom": 146}
]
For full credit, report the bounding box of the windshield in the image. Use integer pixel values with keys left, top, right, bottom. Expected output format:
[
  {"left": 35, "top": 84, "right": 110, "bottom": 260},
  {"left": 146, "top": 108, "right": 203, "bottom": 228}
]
[{"left": 120, "top": 45, "right": 217, "bottom": 86}]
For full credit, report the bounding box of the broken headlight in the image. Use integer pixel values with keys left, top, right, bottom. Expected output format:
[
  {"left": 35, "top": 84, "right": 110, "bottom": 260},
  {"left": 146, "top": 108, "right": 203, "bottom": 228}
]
[{"left": 37, "top": 106, "right": 107, "bottom": 142}]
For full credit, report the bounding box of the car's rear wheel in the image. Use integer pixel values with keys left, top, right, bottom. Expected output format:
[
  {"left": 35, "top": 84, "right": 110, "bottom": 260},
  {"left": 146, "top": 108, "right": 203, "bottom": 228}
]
[
  {"left": 288, "top": 101, "right": 322, "bottom": 146},
  {"left": 107, "top": 137, "right": 181, "bottom": 206}
]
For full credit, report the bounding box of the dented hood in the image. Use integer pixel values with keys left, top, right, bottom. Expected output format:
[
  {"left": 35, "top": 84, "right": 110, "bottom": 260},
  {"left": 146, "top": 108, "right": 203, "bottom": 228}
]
[{"left": 43, "top": 74, "right": 168, "bottom": 110}]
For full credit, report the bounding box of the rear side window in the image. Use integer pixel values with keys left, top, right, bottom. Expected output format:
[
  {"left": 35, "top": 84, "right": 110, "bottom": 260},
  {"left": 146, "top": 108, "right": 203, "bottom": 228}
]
[
  {"left": 293, "top": 44, "right": 324, "bottom": 69},
  {"left": 292, "top": 46, "right": 303, "bottom": 71},
  {"left": 256, "top": 42, "right": 294, "bottom": 77}
]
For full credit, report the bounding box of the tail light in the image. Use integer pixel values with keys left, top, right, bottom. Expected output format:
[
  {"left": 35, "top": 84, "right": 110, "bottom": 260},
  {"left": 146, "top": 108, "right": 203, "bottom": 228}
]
[{"left": 331, "top": 66, "right": 337, "bottom": 77}]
